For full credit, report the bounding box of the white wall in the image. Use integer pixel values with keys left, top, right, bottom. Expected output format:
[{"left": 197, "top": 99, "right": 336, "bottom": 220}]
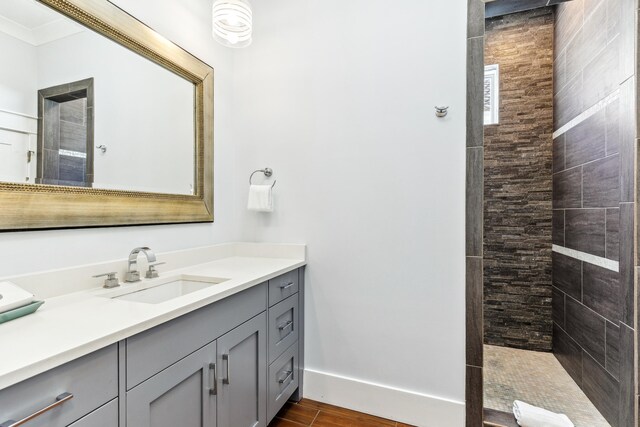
[
  {"left": 231, "top": 1, "right": 467, "bottom": 424},
  {"left": 0, "top": 0, "right": 239, "bottom": 277},
  {"left": 0, "top": 31, "right": 37, "bottom": 115},
  {"left": 37, "top": 29, "right": 195, "bottom": 195}
]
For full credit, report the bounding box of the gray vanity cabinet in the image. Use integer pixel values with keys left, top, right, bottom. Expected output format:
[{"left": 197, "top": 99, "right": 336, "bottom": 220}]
[
  {"left": 126, "top": 312, "right": 268, "bottom": 427},
  {"left": 217, "top": 313, "right": 267, "bottom": 427},
  {"left": 126, "top": 341, "right": 217, "bottom": 427},
  {"left": 125, "top": 283, "right": 267, "bottom": 390},
  {"left": 0, "top": 267, "right": 304, "bottom": 427}
]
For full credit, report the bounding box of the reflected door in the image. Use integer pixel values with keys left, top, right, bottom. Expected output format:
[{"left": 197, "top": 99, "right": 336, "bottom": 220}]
[{"left": 0, "top": 129, "right": 34, "bottom": 183}]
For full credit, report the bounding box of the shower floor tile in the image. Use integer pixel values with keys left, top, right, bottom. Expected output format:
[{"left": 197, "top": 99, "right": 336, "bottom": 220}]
[{"left": 484, "top": 345, "right": 610, "bottom": 427}]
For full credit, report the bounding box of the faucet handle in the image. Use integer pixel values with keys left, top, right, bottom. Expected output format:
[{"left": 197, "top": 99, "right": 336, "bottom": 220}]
[
  {"left": 145, "top": 262, "right": 166, "bottom": 279},
  {"left": 93, "top": 272, "right": 120, "bottom": 289}
]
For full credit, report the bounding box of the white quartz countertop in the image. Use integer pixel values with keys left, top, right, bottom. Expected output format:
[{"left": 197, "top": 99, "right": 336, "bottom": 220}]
[{"left": 0, "top": 245, "right": 306, "bottom": 390}]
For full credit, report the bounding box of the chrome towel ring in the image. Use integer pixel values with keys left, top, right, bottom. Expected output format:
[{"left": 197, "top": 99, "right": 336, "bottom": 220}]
[{"left": 249, "top": 168, "right": 276, "bottom": 188}]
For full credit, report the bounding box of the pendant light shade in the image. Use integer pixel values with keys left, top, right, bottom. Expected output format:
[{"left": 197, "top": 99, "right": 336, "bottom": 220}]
[{"left": 212, "top": 0, "right": 252, "bottom": 48}]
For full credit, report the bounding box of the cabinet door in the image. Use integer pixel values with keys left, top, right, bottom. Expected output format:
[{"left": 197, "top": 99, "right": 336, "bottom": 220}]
[
  {"left": 127, "top": 341, "right": 217, "bottom": 427},
  {"left": 217, "top": 313, "right": 267, "bottom": 427}
]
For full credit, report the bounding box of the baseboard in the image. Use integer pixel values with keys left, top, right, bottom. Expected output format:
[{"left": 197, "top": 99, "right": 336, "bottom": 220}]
[{"left": 303, "top": 369, "right": 465, "bottom": 427}]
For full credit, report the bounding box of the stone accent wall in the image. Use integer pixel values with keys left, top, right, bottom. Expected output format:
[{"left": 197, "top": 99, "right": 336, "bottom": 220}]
[
  {"left": 483, "top": 8, "right": 554, "bottom": 351},
  {"left": 551, "top": 0, "right": 637, "bottom": 425}
]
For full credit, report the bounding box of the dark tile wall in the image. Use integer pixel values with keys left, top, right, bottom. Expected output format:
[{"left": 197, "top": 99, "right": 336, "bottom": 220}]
[
  {"left": 552, "top": 0, "right": 636, "bottom": 425},
  {"left": 41, "top": 98, "right": 88, "bottom": 186},
  {"left": 483, "top": 8, "right": 554, "bottom": 351}
]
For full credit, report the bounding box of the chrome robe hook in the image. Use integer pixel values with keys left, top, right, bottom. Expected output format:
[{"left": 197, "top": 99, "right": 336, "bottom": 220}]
[{"left": 435, "top": 106, "right": 449, "bottom": 118}]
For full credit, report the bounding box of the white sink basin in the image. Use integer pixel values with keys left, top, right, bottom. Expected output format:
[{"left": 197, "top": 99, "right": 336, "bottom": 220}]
[{"left": 105, "top": 275, "right": 229, "bottom": 304}]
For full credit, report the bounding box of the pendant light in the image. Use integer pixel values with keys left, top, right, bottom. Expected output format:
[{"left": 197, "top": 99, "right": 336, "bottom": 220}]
[{"left": 212, "top": 0, "right": 252, "bottom": 48}]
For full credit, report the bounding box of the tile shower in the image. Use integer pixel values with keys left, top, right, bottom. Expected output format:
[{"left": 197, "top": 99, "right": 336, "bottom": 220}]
[
  {"left": 482, "top": 1, "right": 637, "bottom": 426},
  {"left": 483, "top": 8, "right": 554, "bottom": 352}
]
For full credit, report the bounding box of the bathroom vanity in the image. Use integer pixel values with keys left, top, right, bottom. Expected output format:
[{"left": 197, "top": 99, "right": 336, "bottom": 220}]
[{"left": 0, "top": 244, "right": 306, "bottom": 427}]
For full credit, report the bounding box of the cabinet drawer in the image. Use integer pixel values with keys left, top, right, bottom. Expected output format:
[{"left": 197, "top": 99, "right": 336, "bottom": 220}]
[
  {"left": 268, "top": 270, "right": 299, "bottom": 307},
  {"left": 127, "top": 282, "right": 267, "bottom": 389},
  {"left": 268, "top": 294, "right": 299, "bottom": 363},
  {"left": 268, "top": 342, "right": 299, "bottom": 422},
  {"left": 0, "top": 345, "right": 118, "bottom": 427},
  {"left": 69, "top": 399, "right": 118, "bottom": 427}
]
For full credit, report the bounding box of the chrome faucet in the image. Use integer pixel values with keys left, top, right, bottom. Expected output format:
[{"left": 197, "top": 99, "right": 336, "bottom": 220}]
[{"left": 126, "top": 247, "right": 157, "bottom": 282}]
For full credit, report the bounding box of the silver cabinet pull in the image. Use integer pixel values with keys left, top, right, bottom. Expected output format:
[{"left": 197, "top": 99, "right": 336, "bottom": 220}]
[
  {"left": 222, "top": 354, "right": 230, "bottom": 385},
  {"left": 1, "top": 392, "right": 73, "bottom": 427},
  {"left": 278, "top": 320, "right": 293, "bottom": 333},
  {"left": 278, "top": 370, "right": 293, "bottom": 384},
  {"left": 279, "top": 282, "right": 294, "bottom": 291},
  {"left": 209, "top": 363, "right": 217, "bottom": 395}
]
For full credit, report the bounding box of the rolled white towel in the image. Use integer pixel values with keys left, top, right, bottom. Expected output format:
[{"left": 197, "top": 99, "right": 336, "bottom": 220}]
[{"left": 513, "top": 400, "right": 574, "bottom": 427}]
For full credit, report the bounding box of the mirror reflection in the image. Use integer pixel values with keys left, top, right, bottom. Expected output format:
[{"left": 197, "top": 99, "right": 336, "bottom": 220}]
[{"left": 0, "top": 0, "right": 195, "bottom": 195}]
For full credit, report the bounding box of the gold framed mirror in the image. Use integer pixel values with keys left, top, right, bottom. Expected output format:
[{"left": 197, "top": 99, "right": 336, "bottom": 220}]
[{"left": 0, "top": 0, "right": 213, "bottom": 230}]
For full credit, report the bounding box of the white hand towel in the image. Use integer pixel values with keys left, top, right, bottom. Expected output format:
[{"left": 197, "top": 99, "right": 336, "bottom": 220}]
[
  {"left": 0, "top": 282, "right": 35, "bottom": 314},
  {"left": 247, "top": 184, "right": 273, "bottom": 212},
  {"left": 513, "top": 400, "right": 574, "bottom": 427}
]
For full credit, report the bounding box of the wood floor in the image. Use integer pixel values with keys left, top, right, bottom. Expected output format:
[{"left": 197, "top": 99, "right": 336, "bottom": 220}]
[{"left": 268, "top": 399, "right": 414, "bottom": 427}]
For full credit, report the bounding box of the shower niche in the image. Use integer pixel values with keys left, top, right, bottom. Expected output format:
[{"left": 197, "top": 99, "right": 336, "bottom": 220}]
[{"left": 36, "top": 78, "right": 94, "bottom": 187}]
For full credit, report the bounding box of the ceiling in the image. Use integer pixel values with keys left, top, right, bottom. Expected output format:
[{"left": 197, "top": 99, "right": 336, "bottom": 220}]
[{"left": 0, "top": 0, "right": 83, "bottom": 46}]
